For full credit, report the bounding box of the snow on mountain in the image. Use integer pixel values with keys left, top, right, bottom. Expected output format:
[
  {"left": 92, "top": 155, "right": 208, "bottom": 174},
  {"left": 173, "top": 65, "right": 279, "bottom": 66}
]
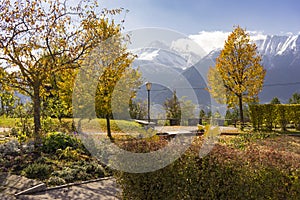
[
  {"left": 189, "top": 31, "right": 300, "bottom": 57},
  {"left": 137, "top": 49, "right": 160, "bottom": 61},
  {"left": 132, "top": 37, "right": 205, "bottom": 69},
  {"left": 170, "top": 38, "right": 206, "bottom": 65},
  {"left": 255, "top": 35, "right": 300, "bottom": 56},
  {"left": 133, "top": 48, "right": 190, "bottom": 70},
  {"left": 187, "top": 31, "right": 300, "bottom": 103},
  {"left": 132, "top": 31, "right": 299, "bottom": 70},
  {"left": 131, "top": 31, "right": 300, "bottom": 103}
]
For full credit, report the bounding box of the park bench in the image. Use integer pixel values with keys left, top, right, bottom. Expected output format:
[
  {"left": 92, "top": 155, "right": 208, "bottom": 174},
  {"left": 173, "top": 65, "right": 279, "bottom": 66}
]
[{"left": 134, "top": 119, "right": 156, "bottom": 130}]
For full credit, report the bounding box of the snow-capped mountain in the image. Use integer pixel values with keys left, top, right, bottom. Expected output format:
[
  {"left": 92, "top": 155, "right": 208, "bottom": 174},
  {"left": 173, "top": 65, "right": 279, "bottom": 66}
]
[
  {"left": 133, "top": 48, "right": 189, "bottom": 70},
  {"left": 256, "top": 35, "right": 300, "bottom": 56},
  {"left": 131, "top": 31, "right": 300, "bottom": 104},
  {"left": 191, "top": 32, "right": 300, "bottom": 103},
  {"left": 190, "top": 31, "right": 300, "bottom": 58}
]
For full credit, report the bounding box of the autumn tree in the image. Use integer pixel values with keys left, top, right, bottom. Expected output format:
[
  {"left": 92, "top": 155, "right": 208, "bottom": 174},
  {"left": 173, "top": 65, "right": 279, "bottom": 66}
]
[
  {"left": 207, "top": 26, "right": 265, "bottom": 127},
  {"left": 109, "top": 68, "right": 143, "bottom": 121},
  {"left": 0, "top": 0, "right": 124, "bottom": 142},
  {"left": 0, "top": 67, "right": 18, "bottom": 116},
  {"left": 74, "top": 25, "right": 142, "bottom": 141},
  {"left": 42, "top": 67, "right": 75, "bottom": 121},
  {"left": 95, "top": 58, "right": 141, "bottom": 140},
  {"left": 96, "top": 43, "right": 142, "bottom": 139}
]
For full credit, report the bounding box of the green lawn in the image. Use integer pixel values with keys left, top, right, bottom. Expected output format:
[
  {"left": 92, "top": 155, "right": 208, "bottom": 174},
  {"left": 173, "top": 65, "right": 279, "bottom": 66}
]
[
  {"left": 0, "top": 117, "right": 144, "bottom": 134},
  {"left": 0, "top": 117, "right": 18, "bottom": 128}
]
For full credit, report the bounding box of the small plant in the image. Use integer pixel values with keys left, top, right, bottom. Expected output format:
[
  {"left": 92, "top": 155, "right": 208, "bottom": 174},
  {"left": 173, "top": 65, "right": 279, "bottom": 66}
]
[
  {"left": 42, "top": 132, "right": 83, "bottom": 154},
  {"left": 21, "top": 163, "right": 52, "bottom": 180},
  {"left": 51, "top": 167, "right": 75, "bottom": 183},
  {"left": 56, "top": 146, "right": 81, "bottom": 161},
  {"left": 47, "top": 176, "right": 66, "bottom": 186},
  {"left": 86, "top": 161, "right": 106, "bottom": 177}
]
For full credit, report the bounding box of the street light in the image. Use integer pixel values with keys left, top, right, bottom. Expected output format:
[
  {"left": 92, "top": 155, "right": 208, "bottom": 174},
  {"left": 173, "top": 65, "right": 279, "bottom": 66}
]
[{"left": 145, "top": 82, "right": 152, "bottom": 123}]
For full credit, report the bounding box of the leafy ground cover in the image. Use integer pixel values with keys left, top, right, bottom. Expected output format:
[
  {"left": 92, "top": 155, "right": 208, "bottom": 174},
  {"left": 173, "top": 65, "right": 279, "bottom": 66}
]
[
  {"left": 114, "top": 132, "right": 300, "bottom": 199},
  {"left": 0, "top": 132, "right": 112, "bottom": 186},
  {"left": 0, "top": 118, "right": 147, "bottom": 187}
]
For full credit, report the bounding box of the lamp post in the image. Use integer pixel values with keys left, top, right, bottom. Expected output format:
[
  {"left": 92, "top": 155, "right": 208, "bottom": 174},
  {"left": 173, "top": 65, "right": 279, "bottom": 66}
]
[{"left": 145, "top": 82, "right": 152, "bottom": 123}]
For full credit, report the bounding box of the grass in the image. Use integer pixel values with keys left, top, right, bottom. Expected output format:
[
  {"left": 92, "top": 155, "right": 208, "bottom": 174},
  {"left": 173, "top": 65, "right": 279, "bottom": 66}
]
[
  {"left": 0, "top": 117, "right": 144, "bottom": 133},
  {"left": 73, "top": 118, "right": 144, "bottom": 133},
  {"left": 0, "top": 117, "right": 18, "bottom": 128}
]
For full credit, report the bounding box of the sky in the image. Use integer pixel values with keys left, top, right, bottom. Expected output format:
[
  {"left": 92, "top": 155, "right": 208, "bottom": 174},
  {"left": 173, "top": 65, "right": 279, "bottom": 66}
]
[{"left": 100, "top": 0, "right": 300, "bottom": 36}]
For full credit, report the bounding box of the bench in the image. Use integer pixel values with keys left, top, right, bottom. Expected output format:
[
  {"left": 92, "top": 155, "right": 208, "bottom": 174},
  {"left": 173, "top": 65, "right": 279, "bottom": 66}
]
[{"left": 134, "top": 119, "right": 156, "bottom": 130}]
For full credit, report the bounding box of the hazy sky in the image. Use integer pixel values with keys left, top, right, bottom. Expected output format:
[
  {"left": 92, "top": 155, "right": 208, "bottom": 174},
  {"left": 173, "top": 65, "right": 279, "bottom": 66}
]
[{"left": 101, "top": 0, "right": 300, "bottom": 35}]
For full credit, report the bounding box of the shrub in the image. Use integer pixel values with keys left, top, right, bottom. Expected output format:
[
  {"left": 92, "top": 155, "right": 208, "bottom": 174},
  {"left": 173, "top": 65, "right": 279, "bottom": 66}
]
[
  {"left": 50, "top": 162, "right": 106, "bottom": 185},
  {"left": 249, "top": 104, "right": 300, "bottom": 131},
  {"left": 51, "top": 167, "right": 76, "bottom": 183},
  {"left": 47, "top": 176, "right": 66, "bottom": 186},
  {"left": 0, "top": 139, "right": 22, "bottom": 156},
  {"left": 21, "top": 163, "right": 52, "bottom": 180},
  {"left": 56, "top": 147, "right": 81, "bottom": 161},
  {"left": 85, "top": 161, "right": 106, "bottom": 178},
  {"left": 114, "top": 138, "right": 300, "bottom": 199},
  {"left": 42, "top": 132, "right": 83, "bottom": 154}
]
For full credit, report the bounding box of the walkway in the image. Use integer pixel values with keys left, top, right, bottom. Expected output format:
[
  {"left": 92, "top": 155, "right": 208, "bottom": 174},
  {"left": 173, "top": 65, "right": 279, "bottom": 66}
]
[{"left": 1, "top": 173, "right": 120, "bottom": 200}]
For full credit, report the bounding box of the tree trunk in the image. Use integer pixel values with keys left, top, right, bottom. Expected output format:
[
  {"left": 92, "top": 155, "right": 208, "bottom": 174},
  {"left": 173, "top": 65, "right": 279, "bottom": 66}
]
[
  {"left": 0, "top": 96, "right": 4, "bottom": 116},
  {"left": 238, "top": 96, "right": 244, "bottom": 130},
  {"left": 106, "top": 114, "right": 113, "bottom": 141},
  {"left": 33, "top": 84, "right": 42, "bottom": 144}
]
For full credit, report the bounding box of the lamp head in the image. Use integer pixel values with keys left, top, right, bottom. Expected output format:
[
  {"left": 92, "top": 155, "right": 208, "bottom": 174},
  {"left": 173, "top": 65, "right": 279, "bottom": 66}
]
[{"left": 145, "top": 82, "right": 152, "bottom": 91}]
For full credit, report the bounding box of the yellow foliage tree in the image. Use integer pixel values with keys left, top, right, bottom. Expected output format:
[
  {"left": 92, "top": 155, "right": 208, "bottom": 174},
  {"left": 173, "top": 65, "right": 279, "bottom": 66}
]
[
  {"left": 207, "top": 26, "right": 266, "bottom": 126},
  {"left": 0, "top": 0, "right": 125, "bottom": 142}
]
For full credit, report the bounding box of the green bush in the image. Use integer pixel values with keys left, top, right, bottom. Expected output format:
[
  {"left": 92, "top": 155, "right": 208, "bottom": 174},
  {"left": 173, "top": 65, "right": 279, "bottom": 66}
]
[
  {"left": 21, "top": 163, "right": 52, "bottom": 181},
  {"left": 249, "top": 104, "right": 300, "bottom": 131},
  {"left": 56, "top": 147, "right": 82, "bottom": 161},
  {"left": 42, "top": 132, "right": 83, "bottom": 154},
  {"left": 85, "top": 161, "right": 106, "bottom": 178},
  {"left": 114, "top": 138, "right": 300, "bottom": 199},
  {"left": 47, "top": 176, "right": 66, "bottom": 186},
  {"left": 51, "top": 167, "right": 76, "bottom": 183},
  {"left": 49, "top": 161, "right": 106, "bottom": 184}
]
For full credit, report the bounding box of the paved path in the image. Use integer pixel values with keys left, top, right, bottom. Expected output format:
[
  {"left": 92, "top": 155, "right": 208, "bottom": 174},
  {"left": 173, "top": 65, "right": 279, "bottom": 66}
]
[
  {"left": 17, "top": 178, "right": 120, "bottom": 200},
  {"left": 1, "top": 173, "right": 120, "bottom": 200},
  {"left": 0, "top": 127, "right": 11, "bottom": 133}
]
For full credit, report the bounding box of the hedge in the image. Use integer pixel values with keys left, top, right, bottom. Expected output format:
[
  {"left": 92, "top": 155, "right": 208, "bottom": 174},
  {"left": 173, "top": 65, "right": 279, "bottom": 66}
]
[
  {"left": 249, "top": 104, "right": 300, "bottom": 131},
  {"left": 113, "top": 139, "right": 300, "bottom": 199}
]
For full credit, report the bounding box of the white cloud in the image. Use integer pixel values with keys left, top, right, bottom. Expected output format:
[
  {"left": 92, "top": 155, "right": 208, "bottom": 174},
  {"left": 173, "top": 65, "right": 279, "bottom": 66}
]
[
  {"left": 170, "top": 38, "right": 207, "bottom": 57},
  {"left": 188, "top": 31, "right": 230, "bottom": 54},
  {"left": 189, "top": 30, "right": 271, "bottom": 54},
  {"left": 248, "top": 31, "right": 267, "bottom": 41}
]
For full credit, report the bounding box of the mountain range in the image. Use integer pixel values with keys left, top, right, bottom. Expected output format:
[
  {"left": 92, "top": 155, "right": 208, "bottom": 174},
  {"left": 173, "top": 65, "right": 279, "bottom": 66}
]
[{"left": 132, "top": 32, "right": 300, "bottom": 106}]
